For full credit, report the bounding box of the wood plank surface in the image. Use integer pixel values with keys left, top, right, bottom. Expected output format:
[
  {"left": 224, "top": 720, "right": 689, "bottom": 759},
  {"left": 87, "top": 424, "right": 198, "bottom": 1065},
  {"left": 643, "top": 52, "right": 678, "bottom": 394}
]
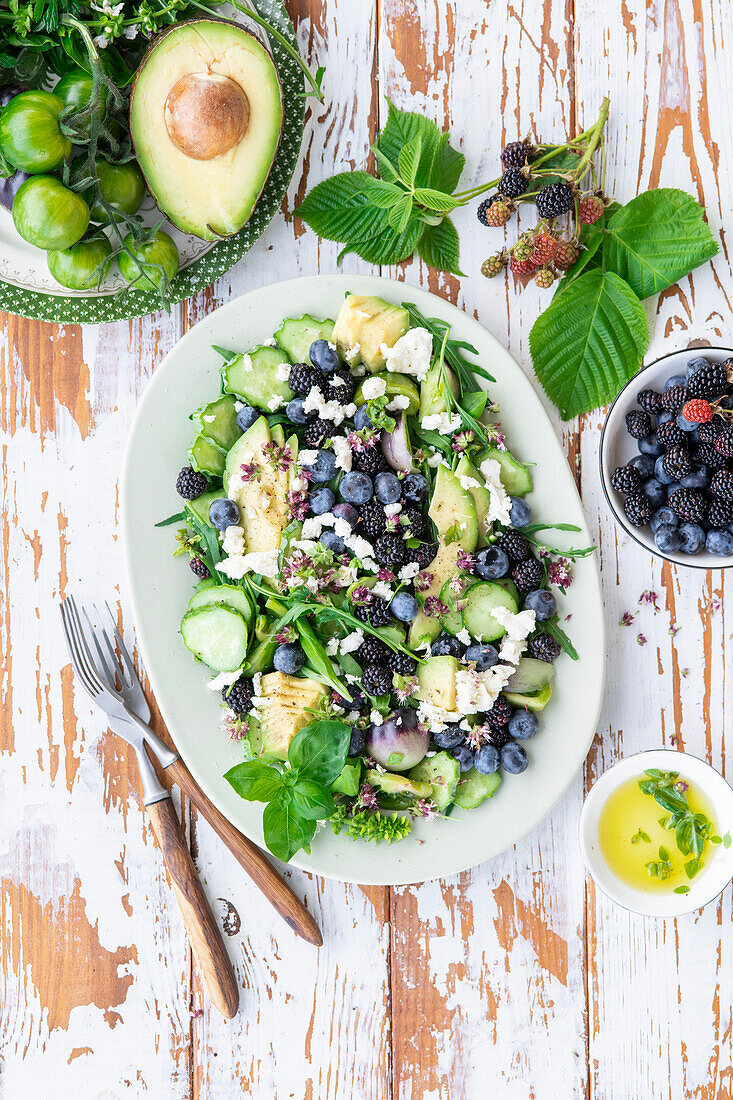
[{"left": 1, "top": 0, "right": 731, "bottom": 1097}]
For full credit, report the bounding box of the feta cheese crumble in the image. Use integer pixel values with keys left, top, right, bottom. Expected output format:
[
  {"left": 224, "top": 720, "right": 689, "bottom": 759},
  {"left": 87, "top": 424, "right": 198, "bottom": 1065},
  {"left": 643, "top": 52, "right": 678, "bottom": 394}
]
[
  {"left": 303, "top": 386, "right": 356, "bottom": 425},
  {"left": 398, "top": 562, "right": 420, "bottom": 582},
  {"left": 479, "top": 457, "right": 512, "bottom": 527},
  {"left": 239, "top": 353, "right": 254, "bottom": 373},
  {"left": 267, "top": 395, "right": 283, "bottom": 412},
  {"left": 386, "top": 395, "right": 411, "bottom": 412},
  {"left": 360, "top": 376, "right": 387, "bottom": 400},
  {"left": 421, "top": 411, "right": 462, "bottom": 434},
  {"left": 492, "top": 606, "right": 536, "bottom": 665},
  {"left": 208, "top": 668, "right": 242, "bottom": 691},
  {"left": 219, "top": 547, "right": 280, "bottom": 580},
  {"left": 331, "top": 434, "right": 353, "bottom": 472},
  {"left": 380, "top": 327, "right": 433, "bottom": 382},
  {"left": 276, "top": 362, "right": 291, "bottom": 381}
]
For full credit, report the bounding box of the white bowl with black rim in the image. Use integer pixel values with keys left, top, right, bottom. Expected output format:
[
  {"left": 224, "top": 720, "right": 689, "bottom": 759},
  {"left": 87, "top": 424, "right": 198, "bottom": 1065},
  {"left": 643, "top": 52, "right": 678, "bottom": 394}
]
[{"left": 599, "top": 346, "right": 733, "bottom": 569}]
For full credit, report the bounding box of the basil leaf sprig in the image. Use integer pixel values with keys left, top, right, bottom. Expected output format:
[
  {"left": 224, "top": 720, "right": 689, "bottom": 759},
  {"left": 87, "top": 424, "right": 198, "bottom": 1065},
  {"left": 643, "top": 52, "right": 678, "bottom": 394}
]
[
  {"left": 225, "top": 719, "right": 350, "bottom": 862},
  {"left": 638, "top": 769, "right": 714, "bottom": 880}
]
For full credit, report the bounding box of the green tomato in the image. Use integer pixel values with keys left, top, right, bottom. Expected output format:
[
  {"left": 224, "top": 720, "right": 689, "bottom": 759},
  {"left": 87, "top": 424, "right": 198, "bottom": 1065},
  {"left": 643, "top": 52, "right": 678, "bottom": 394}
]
[
  {"left": 118, "top": 231, "right": 180, "bottom": 293},
  {"left": 90, "top": 160, "right": 147, "bottom": 222},
  {"left": 0, "top": 90, "right": 71, "bottom": 173},
  {"left": 13, "top": 175, "right": 90, "bottom": 250},
  {"left": 47, "top": 234, "right": 112, "bottom": 290},
  {"left": 54, "top": 70, "right": 108, "bottom": 139}
]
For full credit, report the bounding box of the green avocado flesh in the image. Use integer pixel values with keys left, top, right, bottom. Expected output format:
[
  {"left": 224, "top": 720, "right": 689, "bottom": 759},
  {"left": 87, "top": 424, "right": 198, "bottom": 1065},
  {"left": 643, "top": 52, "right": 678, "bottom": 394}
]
[{"left": 131, "top": 19, "right": 283, "bottom": 240}]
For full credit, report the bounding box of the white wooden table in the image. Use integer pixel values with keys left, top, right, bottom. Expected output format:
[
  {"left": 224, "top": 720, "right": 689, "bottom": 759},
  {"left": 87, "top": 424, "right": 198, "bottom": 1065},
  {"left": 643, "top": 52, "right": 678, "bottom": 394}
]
[{"left": 1, "top": 1, "right": 731, "bottom": 1095}]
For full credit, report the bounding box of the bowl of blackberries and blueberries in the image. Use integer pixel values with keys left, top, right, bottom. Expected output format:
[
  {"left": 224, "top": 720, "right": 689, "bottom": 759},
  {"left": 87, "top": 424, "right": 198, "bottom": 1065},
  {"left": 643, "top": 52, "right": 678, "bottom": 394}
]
[{"left": 600, "top": 348, "right": 733, "bottom": 567}]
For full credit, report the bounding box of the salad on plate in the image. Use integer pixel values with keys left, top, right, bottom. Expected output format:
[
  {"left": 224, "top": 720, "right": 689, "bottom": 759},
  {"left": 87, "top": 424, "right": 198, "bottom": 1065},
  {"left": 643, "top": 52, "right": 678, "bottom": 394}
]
[{"left": 162, "top": 292, "right": 591, "bottom": 862}]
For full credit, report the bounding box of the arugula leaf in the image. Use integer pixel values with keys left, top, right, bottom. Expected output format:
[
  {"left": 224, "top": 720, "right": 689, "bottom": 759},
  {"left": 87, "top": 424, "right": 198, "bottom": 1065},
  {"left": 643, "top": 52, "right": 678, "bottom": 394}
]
[
  {"left": 262, "top": 797, "right": 317, "bottom": 863},
  {"left": 288, "top": 719, "right": 350, "bottom": 786},
  {"left": 155, "top": 510, "right": 186, "bottom": 528},
  {"left": 529, "top": 269, "right": 649, "bottom": 420},
  {"left": 418, "top": 217, "right": 463, "bottom": 275},
  {"left": 601, "top": 188, "right": 718, "bottom": 299}
]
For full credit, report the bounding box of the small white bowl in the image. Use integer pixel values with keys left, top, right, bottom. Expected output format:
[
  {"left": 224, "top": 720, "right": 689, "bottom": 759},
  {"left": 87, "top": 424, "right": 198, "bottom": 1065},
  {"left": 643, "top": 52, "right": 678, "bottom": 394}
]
[
  {"left": 579, "top": 749, "right": 733, "bottom": 916},
  {"left": 599, "top": 346, "right": 733, "bottom": 569}
]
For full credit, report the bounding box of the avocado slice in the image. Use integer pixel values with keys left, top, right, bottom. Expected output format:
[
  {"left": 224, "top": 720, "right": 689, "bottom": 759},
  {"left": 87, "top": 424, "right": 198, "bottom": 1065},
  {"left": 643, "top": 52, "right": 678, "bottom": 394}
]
[
  {"left": 130, "top": 19, "right": 283, "bottom": 240},
  {"left": 407, "top": 542, "right": 464, "bottom": 650},
  {"left": 417, "top": 655, "right": 458, "bottom": 711},
  {"left": 428, "top": 465, "right": 478, "bottom": 549},
  {"left": 455, "top": 455, "right": 491, "bottom": 546},
  {"left": 255, "top": 672, "right": 327, "bottom": 760},
  {"left": 224, "top": 416, "right": 293, "bottom": 553},
  {"left": 366, "top": 769, "right": 432, "bottom": 800},
  {"left": 332, "top": 294, "right": 410, "bottom": 370},
  {"left": 418, "top": 358, "right": 459, "bottom": 419}
]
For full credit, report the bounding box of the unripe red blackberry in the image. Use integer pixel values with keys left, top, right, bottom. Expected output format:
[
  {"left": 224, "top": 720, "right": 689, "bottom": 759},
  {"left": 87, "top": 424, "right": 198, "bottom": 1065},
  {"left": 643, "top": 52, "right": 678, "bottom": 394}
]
[
  {"left": 485, "top": 198, "right": 513, "bottom": 227},
  {"left": 579, "top": 194, "right": 605, "bottom": 224},
  {"left": 552, "top": 239, "right": 579, "bottom": 271},
  {"left": 530, "top": 232, "right": 558, "bottom": 265}
]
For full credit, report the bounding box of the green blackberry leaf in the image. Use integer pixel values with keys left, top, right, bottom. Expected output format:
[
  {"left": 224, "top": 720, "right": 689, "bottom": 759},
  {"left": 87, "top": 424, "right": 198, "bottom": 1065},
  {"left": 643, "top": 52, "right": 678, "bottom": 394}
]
[
  {"left": 374, "top": 102, "right": 446, "bottom": 189},
  {"left": 417, "top": 217, "right": 463, "bottom": 275},
  {"left": 530, "top": 269, "right": 649, "bottom": 420},
  {"left": 602, "top": 188, "right": 718, "bottom": 299},
  {"left": 398, "top": 135, "right": 422, "bottom": 189},
  {"left": 414, "top": 188, "right": 462, "bottom": 213},
  {"left": 295, "top": 172, "right": 404, "bottom": 241}
]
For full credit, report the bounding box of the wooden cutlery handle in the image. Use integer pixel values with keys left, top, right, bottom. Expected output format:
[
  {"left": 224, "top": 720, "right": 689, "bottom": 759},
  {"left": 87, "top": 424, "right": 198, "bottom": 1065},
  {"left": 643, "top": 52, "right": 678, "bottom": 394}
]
[
  {"left": 147, "top": 796, "right": 239, "bottom": 1019},
  {"left": 165, "top": 755, "right": 322, "bottom": 948}
]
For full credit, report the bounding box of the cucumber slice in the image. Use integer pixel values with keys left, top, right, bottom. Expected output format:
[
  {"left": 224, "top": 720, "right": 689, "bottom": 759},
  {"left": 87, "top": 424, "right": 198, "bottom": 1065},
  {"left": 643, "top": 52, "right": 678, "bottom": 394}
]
[
  {"left": 188, "top": 583, "right": 254, "bottom": 623},
  {"left": 453, "top": 768, "right": 501, "bottom": 809},
  {"left": 408, "top": 751, "right": 460, "bottom": 811},
  {"left": 493, "top": 576, "right": 520, "bottom": 604},
  {"left": 184, "top": 491, "right": 221, "bottom": 528},
  {"left": 222, "top": 346, "right": 293, "bottom": 409},
  {"left": 504, "top": 682, "right": 552, "bottom": 711},
  {"left": 275, "top": 314, "right": 335, "bottom": 365},
  {"left": 506, "top": 657, "right": 555, "bottom": 695},
  {"left": 462, "top": 581, "right": 519, "bottom": 642},
  {"left": 193, "top": 395, "right": 241, "bottom": 451},
  {"left": 180, "top": 605, "right": 248, "bottom": 671},
  {"left": 354, "top": 371, "right": 420, "bottom": 414},
  {"left": 438, "top": 578, "right": 465, "bottom": 637},
  {"left": 189, "top": 434, "right": 225, "bottom": 477},
  {"left": 483, "top": 445, "right": 532, "bottom": 496}
]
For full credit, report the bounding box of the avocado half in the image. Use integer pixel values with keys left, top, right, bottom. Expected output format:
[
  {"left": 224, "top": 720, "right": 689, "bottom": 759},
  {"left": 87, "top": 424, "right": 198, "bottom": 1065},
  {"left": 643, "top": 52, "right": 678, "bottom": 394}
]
[{"left": 130, "top": 19, "right": 283, "bottom": 241}]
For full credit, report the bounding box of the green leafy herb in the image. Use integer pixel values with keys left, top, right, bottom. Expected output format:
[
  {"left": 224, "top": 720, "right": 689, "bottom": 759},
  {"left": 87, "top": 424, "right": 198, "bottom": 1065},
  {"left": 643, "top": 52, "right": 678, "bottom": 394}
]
[
  {"left": 724, "top": 832, "right": 732, "bottom": 849},
  {"left": 155, "top": 510, "right": 186, "bottom": 528},
  {"left": 541, "top": 617, "right": 578, "bottom": 661},
  {"left": 674, "top": 885, "right": 691, "bottom": 895},
  {"left": 646, "top": 846, "right": 672, "bottom": 880},
  {"left": 329, "top": 805, "right": 413, "bottom": 844},
  {"left": 631, "top": 829, "right": 651, "bottom": 844},
  {"left": 637, "top": 770, "right": 714, "bottom": 880}
]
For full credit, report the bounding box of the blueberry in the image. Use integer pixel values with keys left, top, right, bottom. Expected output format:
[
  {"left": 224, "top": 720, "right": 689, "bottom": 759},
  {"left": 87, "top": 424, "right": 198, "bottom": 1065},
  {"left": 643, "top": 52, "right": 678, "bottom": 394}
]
[
  {"left": 509, "top": 497, "right": 533, "bottom": 527},
  {"left": 500, "top": 741, "right": 528, "bottom": 774},
  {"left": 309, "top": 339, "right": 339, "bottom": 375},
  {"left": 650, "top": 505, "right": 678, "bottom": 533},
  {"left": 389, "top": 591, "right": 418, "bottom": 622},
  {"left": 475, "top": 545, "right": 509, "bottom": 580},
  {"left": 638, "top": 433, "right": 664, "bottom": 457},
  {"left": 431, "top": 633, "right": 464, "bottom": 658},
  {"left": 524, "top": 589, "right": 556, "bottom": 620},
  {"left": 657, "top": 410, "right": 673, "bottom": 426},
  {"left": 630, "top": 454, "right": 655, "bottom": 479},
  {"left": 286, "top": 397, "right": 308, "bottom": 425},
  {"left": 309, "top": 487, "right": 335, "bottom": 515},
  {"left": 402, "top": 473, "right": 429, "bottom": 505},
  {"left": 676, "top": 412, "right": 698, "bottom": 433},
  {"left": 508, "top": 709, "right": 539, "bottom": 741},
  {"left": 273, "top": 642, "right": 306, "bottom": 674},
  {"left": 666, "top": 482, "right": 683, "bottom": 499},
  {"left": 464, "top": 643, "right": 499, "bottom": 671},
  {"left": 664, "top": 373, "right": 687, "bottom": 391},
  {"left": 349, "top": 726, "right": 366, "bottom": 755},
  {"left": 208, "top": 498, "right": 240, "bottom": 530},
  {"left": 303, "top": 449, "right": 336, "bottom": 483},
  {"left": 332, "top": 502, "right": 359, "bottom": 529},
  {"left": 686, "top": 355, "right": 710, "bottom": 378},
  {"left": 643, "top": 478, "right": 667, "bottom": 508},
  {"left": 320, "top": 529, "right": 345, "bottom": 553},
  {"left": 654, "top": 454, "right": 675, "bottom": 485},
  {"left": 236, "top": 404, "right": 259, "bottom": 432},
  {"left": 335, "top": 685, "right": 366, "bottom": 712},
  {"left": 433, "top": 723, "right": 465, "bottom": 749},
  {"left": 654, "top": 524, "right": 682, "bottom": 553},
  {"left": 678, "top": 523, "right": 705, "bottom": 554},
  {"left": 474, "top": 743, "right": 500, "bottom": 774},
  {"left": 340, "top": 470, "right": 373, "bottom": 505},
  {"left": 706, "top": 529, "right": 733, "bottom": 556},
  {"left": 375, "top": 471, "right": 401, "bottom": 504},
  {"left": 452, "top": 743, "right": 475, "bottom": 772},
  {"left": 680, "top": 465, "right": 709, "bottom": 490},
  {"left": 354, "top": 404, "right": 373, "bottom": 430}
]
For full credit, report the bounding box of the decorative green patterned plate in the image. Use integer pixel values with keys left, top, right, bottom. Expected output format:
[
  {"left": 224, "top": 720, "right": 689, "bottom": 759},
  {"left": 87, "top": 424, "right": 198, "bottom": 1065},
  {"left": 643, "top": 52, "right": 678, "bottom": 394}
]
[{"left": 0, "top": 0, "right": 305, "bottom": 324}]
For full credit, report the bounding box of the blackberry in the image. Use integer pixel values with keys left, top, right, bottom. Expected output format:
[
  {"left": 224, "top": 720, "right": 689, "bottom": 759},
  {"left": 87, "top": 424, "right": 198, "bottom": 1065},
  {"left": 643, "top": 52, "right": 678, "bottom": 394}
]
[
  {"left": 686, "top": 362, "right": 728, "bottom": 399},
  {"left": 190, "top": 556, "right": 210, "bottom": 579},
  {"left": 321, "top": 368, "right": 356, "bottom": 403},
  {"left": 694, "top": 442, "right": 726, "bottom": 470},
  {"left": 477, "top": 194, "right": 500, "bottom": 226},
  {"left": 625, "top": 409, "right": 652, "bottom": 439},
  {"left": 405, "top": 540, "right": 438, "bottom": 568},
  {"left": 610, "top": 465, "right": 642, "bottom": 495},
  {"left": 484, "top": 726, "right": 511, "bottom": 750},
  {"left": 289, "top": 363, "right": 319, "bottom": 396},
  {"left": 375, "top": 531, "right": 407, "bottom": 568},
  {"left": 637, "top": 389, "right": 662, "bottom": 414},
  {"left": 512, "top": 557, "right": 544, "bottom": 593},
  {"left": 387, "top": 651, "right": 417, "bottom": 676},
  {"left": 623, "top": 492, "right": 653, "bottom": 527},
  {"left": 362, "top": 664, "right": 392, "bottom": 697},
  {"left": 660, "top": 385, "right": 689, "bottom": 412},
  {"left": 176, "top": 466, "right": 207, "bottom": 500},
  {"left": 359, "top": 499, "right": 387, "bottom": 539},
  {"left": 400, "top": 505, "right": 427, "bottom": 539},
  {"left": 496, "top": 529, "right": 530, "bottom": 563},
  {"left": 355, "top": 597, "right": 392, "bottom": 628},
  {"left": 710, "top": 468, "right": 733, "bottom": 500},
  {"left": 662, "top": 444, "right": 692, "bottom": 480},
  {"left": 353, "top": 447, "right": 388, "bottom": 477},
  {"left": 501, "top": 140, "right": 535, "bottom": 168},
  {"left": 304, "top": 417, "right": 333, "bottom": 447},
  {"left": 356, "top": 636, "right": 390, "bottom": 667},
  {"left": 499, "top": 167, "right": 528, "bottom": 198},
  {"left": 535, "top": 182, "right": 574, "bottom": 218},
  {"left": 668, "top": 488, "right": 706, "bottom": 524},
  {"left": 657, "top": 419, "right": 685, "bottom": 448},
  {"left": 222, "top": 677, "right": 254, "bottom": 715},
  {"left": 707, "top": 498, "right": 733, "bottom": 528},
  {"left": 485, "top": 695, "right": 512, "bottom": 727},
  {"left": 714, "top": 428, "right": 733, "bottom": 458},
  {"left": 698, "top": 418, "right": 723, "bottom": 443},
  {"left": 528, "top": 633, "right": 562, "bottom": 663}
]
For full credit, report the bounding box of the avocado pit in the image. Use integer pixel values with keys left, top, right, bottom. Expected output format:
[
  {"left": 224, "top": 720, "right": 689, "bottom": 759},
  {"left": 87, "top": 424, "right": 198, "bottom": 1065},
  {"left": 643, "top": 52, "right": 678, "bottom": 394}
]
[{"left": 164, "top": 72, "right": 249, "bottom": 161}]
